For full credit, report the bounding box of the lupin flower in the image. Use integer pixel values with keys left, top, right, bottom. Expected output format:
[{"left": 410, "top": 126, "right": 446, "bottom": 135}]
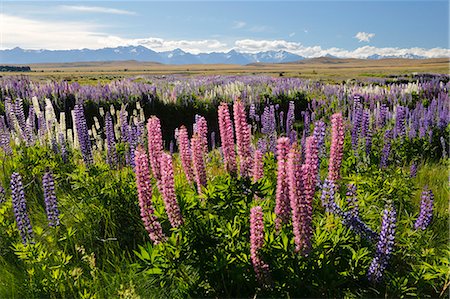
[
  {"left": 191, "top": 133, "right": 207, "bottom": 194},
  {"left": 351, "top": 96, "right": 363, "bottom": 151},
  {"left": 287, "top": 145, "right": 306, "bottom": 252},
  {"left": 105, "top": 112, "right": 118, "bottom": 167},
  {"left": 410, "top": 162, "right": 418, "bottom": 178},
  {"left": 380, "top": 130, "right": 392, "bottom": 169},
  {"left": 414, "top": 187, "right": 434, "bottom": 230},
  {"left": 218, "top": 102, "right": 237, "bottom": 173},
  {"left": 233, "top": 100, "right": 252, "bottom": 177},
  {"left": 328, "top": 113, "right": 345, "bottom": 182},
  {"left": 275, "top": 137, "right": 291, "bottom": 230},
  {"left": 134, "top": 147, "right": 166, "bottom": 244},
  {"left": 147, "top": 116, "right": 163, "bottom": 181},
  {"left": 177, "top": 126, "right": 194, "bottom": 183},
  {"left": 394, "top": 106, "right": 407, "bottom": 138},
  {"left": 194, "top": 115, "right": 208, "bottom": 153},
  {"left": 11, "top": 172, "right": 34, "bottom": 244},
  {"left": 160, "top": 153, "right": 183, "bottom": 228},
  {"left": 42, "top": 171, "right": 60, "bottom": 227},
  {"left": 74, "top": 104, "right": 93, "bottom": 166},
  {"left": 250, "top": 206, "right": 271, "bottom": 285},
  {"left": 368, "top": 205, "right": 396, "bottom": 283},
  {"left": 313, "top": 120, "right": 326, "bottom": 158},
  {"left": 286, "top": 101, "right": 295, "bottom": 143},
  {"left": 252, "top": 149, "right": 264, "bottom": 183}
]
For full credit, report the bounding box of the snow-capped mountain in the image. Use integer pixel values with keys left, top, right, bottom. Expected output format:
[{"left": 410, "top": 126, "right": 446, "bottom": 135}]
[
  {"left": 0, "top": 46, "right": 429, "bottom": 65},
  {"left": 0, "top": 47, "right": 304, "bottom": 64}
]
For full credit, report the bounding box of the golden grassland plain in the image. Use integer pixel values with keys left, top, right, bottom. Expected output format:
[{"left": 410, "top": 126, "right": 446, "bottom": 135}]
[{"left": 2, "top": 57, "right": 449, "bottom": 83}]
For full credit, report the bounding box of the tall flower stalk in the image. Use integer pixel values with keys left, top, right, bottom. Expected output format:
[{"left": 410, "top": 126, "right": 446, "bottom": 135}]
[
  {"left": 134, "top": 147, "right": 166, "bottom": 244},
  {"left": 328, "top": 113, "right": 344, "bottom": 182},
  {"left": 147, "top": 116, "right": 163, "bottom": 181},
  {"left": 368, "top": 205, "right": 396, "bottom": 283},
  {"left": 74, "top": 104, "right": 93, "bottom": 166},
  {"left": 275, "top": 137, "right": 290, "bottom": 230},
  {"left": 42, "top": 171, "right": 60, "bottom": 227},
  {"left": 250, "top": 206, "right": 270, "bottom": 285},
  {"left": 160, "top": 153, "right": 184, "bottom": 228},
  {"left": 414, "top": 187, "right": 434, "bottom": 230},
  {"left": 218, "top": 102, "right": 237, "bottom": 173},
  {"left": 191, "top": 133, "right": 207, "bottom": 194},
  {"left": 11, "top": 172, "right": 34, "bottom": 244},
  {"left": 233, "top": 100, "right": 252, "bottom": 177},
  {"left": 177, "top": 125, "right": 194, "bottom": 183}
]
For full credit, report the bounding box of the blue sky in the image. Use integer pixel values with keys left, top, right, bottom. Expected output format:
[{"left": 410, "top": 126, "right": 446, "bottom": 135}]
[{"left": 1, "top": 1, "right": 449, "bottom": 58}]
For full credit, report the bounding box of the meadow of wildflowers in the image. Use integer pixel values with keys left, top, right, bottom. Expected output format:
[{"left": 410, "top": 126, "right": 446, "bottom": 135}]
[{"left": 0, "top": 74, "right": 448, "bottom": 298}]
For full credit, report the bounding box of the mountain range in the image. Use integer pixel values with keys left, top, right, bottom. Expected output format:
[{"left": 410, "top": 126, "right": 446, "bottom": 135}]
[{"left": 0, "top": 46, "right": 427, "bottom": 65}]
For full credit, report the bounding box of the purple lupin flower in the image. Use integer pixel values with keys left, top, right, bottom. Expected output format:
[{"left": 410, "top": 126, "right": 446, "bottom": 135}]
[
  {"left": 346, "top": 184, "right": 358, "bottom": 217},
  {"left": 11, "top": 172, "right": 34, "bottom": 244},
  {"left": 321, "top": 179, "right": 377, "bottom": 242},
  {"left": 0, "top": 116, "right": 12, "bottom": 155},
  {"left": 74, "top": 104, "right": 93, "bottom": 166},
  {"left": 394, "top": 106, "right": 407, "bottom": 138},
  {"left": 410, "top": 162, "right": 418, "bottom": 178},
  {"left": 380, "top": 129, "right": 392, "bottom": 169},
  {"left": 367, "top": 205, "right": 396, "bottom": 283},
  {"left": 313, "top": 121, "right": 326, "bottom": 158},
  {"left": 351, "top": 96, "right": 363, "bottom": 151},
  {"left": 42, "top": 171, "right": 60, "bottom": 227},
  {"left": 414, "top": 187, "right": 434, "bottom": 230},
  {"left": 105, "top": 112, "right": 118, "bottom": 167},
  {"left": 250, "top": 206, "right": 271, "bottom": 285}
]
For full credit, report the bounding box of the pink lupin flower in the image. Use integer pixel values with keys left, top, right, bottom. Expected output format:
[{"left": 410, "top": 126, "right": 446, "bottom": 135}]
[
  {"left": 328, "top": 113, "right": 345, "bottom": 182},
  {"left": 218, "top": 102, "right": 237, "bottom": 173},
  {"left": 304, "top": 136, "right": 319, "bottom": 188},
  {"left": 134, "top": 147, "right": 166, "bottom": 244},
  {"left": 194, "top": 115, "right": 208, "bottom": 153},
  {"left": 177, "top": 126, "right": 194, "bottom": 183},
  {"left": 233, "top": 100, "right": 252, "bottom": 177},
  {"left": 191, "top": 133, "right": 207, "bottom": 194},
  {"left": 275, "top": 137, "right": 291, "bottom": 230},
  {"left": 287, "top": 144, "right": 304, "bottom": 252},
  {"left": 160, "top": 153, "right": 184, "bottom": 228},
  {"left": 147, "top": 116, "right": 163, "bottom": 181},
  {"left": 250, "top": 206, "right": 271, "bottom": 285},
  {"left": 252, "top": 149, "right": 264, "bottom": 183}
]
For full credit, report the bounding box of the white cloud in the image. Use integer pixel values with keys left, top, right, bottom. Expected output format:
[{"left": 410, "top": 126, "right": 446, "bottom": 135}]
[
  {"left": 355, "top": 32, "right": 375, "bottom": 42},
  {"left": 232, "top": 39, "right": 450, "bottom": 58},
  {"left": 232, "top": 21, "right": 246, "bottom": 29},
  {"left": 59, "top": 5, "right": 137, "bottom": 15},
  {"left": 0, "top": 14, "right": 107, "bottom": 50},
  {"left": 289, "top": 32, "right": 296, "bottom": 37},
  {"left": 98, "top": 36, "right": 228, "bottom": 54}
]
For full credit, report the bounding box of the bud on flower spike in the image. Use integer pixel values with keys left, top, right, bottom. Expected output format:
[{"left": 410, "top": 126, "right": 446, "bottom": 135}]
[{"left": 160, "top": 153, "right": 184, "bottom": 228}]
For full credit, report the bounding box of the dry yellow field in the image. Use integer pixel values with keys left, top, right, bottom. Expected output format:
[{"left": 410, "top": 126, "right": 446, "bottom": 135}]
[{"left": 2, "top": 57, "right": 449, "bottom": 82}]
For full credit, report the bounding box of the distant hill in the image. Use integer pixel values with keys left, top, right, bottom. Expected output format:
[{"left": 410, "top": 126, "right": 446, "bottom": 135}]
[
  {"left": 0, "top": 46, "right": 305, "bottom": 65},
  {"left": 0, "top": 65, "right": 31, "bottom": 72}
]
